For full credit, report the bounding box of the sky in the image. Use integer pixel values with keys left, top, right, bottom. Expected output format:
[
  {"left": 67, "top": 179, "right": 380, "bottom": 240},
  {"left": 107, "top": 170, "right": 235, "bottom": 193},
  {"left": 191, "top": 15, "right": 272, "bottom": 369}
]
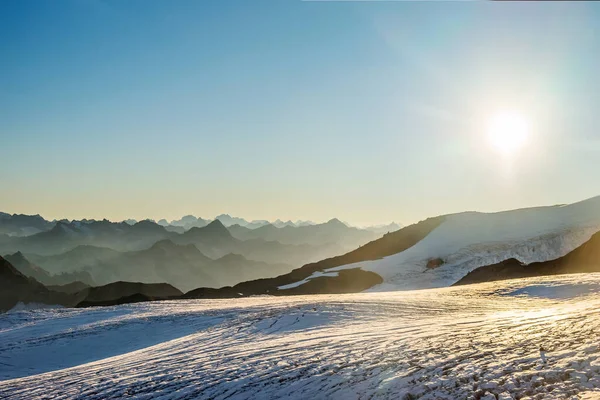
[{"left": 2, "top": 0, "right": 600, "bottom": 227}]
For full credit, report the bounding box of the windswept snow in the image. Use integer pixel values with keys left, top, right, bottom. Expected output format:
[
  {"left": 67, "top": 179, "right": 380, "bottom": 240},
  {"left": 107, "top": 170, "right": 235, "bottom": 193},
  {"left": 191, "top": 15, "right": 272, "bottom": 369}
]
[
  {"left": 278, "top": 271, "right": 339, "bottom": 290},
  {"left": 2, "top": 274, "right": 600, "bottom": 399},
  {"left": 319, "top": 196, "right": 600, "bottom": 291}
]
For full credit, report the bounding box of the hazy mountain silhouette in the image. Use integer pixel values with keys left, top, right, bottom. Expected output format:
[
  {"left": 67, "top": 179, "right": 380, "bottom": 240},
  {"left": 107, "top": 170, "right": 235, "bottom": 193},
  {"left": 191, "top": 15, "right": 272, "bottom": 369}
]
[
  {"left": 1, "top": 217, "right": 354, "bottom": 268},
  {"left": 363, "top": 222, "right": 403, "bottom": 235},
  {"left": 227, "top": 218, "right": 378, "bottom": 250},
  {"left": 169, "top": 215, "right": 210, "bottom": 230},
  {"left": 0, "top": 213, "right": 55, "bottom": 237},
  {"left": 27, "top": 245, "right": 122, "bottom": 274},
  {"left": 0, "top": 219, "right": 176, "bottom": 255},
  {"left": 0, "top": 212, "right": 396, "bottom": 294},
  {"left": 172, "top": 219, "right": 347, "bottom": 266},
  {"left": 28, "top": 235, "right": 295, "bottom": 292},
  {"left": 4, "top": 251, "right": 95, "bottom": 286}
]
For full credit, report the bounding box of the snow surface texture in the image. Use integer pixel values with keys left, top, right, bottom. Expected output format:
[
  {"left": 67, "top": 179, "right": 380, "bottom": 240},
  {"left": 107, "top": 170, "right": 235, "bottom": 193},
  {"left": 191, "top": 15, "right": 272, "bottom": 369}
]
[
  {"left": 2, "top": 274, "right": 600, "bottom": 399},
  {"left": 309, "top": 196, "right": 600, "bottom": 292}
]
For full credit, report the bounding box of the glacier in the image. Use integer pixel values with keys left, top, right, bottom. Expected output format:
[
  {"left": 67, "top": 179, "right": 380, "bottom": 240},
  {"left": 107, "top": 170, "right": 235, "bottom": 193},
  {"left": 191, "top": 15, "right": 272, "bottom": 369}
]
[
  {"left": 1, "top": 274, "right": 600, "bottom": 399},
  {"left": 307, "top": 196, "right": 600, "bottom": 292}
]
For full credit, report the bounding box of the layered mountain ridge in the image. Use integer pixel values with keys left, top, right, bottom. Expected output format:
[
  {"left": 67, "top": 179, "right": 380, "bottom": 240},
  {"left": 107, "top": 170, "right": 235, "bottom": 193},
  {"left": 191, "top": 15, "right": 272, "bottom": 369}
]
[{"left": 4, "top": 196, "right": 600, "bottom": 310}]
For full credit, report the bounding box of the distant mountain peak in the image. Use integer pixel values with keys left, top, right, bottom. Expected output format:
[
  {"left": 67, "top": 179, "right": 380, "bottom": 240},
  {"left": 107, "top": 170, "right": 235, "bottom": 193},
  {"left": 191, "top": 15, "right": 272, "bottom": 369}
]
[
  {"left": 132, "top": 220, "right": 164, "bottom": 231},
  {"left": 326, "top": 218, "right": 347, "bottom": 227},
  {"left": 48, "top": 221, "right": 77, "bottom": 236},
  {"left": 10, "top": 251, "right": 26, "bottom": 260},
  {"left": 215, "top": 214, "right": 249, "bottom": 227},
  {"left": 185, "top": 218, "right": 232, "bottom": 239},
  {"left": 205, "top": 219, "right": 229, "bottom": 232}
]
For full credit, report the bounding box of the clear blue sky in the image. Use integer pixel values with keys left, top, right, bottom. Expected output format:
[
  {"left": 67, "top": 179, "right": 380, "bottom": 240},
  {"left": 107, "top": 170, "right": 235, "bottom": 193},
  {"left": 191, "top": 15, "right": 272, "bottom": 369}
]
[{"left": 2, "top": 0, "right": 600, "bottom": 226}]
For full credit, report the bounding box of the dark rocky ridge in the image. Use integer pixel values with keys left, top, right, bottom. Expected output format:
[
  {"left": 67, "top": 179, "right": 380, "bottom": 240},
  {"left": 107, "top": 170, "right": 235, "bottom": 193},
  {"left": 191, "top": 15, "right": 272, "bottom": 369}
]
[{"left": 76, "top": 281, "right": 182, "bottom": 307}]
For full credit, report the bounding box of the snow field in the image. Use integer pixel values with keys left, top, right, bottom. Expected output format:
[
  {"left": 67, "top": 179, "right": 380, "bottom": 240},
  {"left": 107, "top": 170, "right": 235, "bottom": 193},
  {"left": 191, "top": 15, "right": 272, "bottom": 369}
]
[{"left": 1, "top": 274, "right": 600, "bottom": 399}]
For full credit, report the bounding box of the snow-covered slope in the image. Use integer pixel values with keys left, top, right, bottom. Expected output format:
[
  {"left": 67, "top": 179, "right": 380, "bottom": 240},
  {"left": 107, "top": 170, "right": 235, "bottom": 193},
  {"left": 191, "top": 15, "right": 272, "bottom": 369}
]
[
  {"left": 2, "top": 275, "right": 600, "bottom": 399},
  {"left": 312, "top": 196, "right": 600, "bottom": 291}
]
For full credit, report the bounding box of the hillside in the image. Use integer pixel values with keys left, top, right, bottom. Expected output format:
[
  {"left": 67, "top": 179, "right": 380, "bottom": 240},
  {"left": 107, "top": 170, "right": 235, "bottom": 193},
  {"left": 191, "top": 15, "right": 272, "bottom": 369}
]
[
  {"left": 76, "top": 281, "right": 183, "bottom": 307},
  {"left": 30, "top": 237, "right": 296, "bottom": 292},
  {"left": 280, "top": 196, "right": 600, "bottom": 293},
  {"left": 79, "top": 240, "right": 219, "bottom": 292},
  {"left": 454, "top": 229, "right": 600, "bottom": 285},
  {"left": 0, "top": 256, "right": 74, "bottom": 311},
  {"left": 27, "top": 245, "right": 122, "bottom": 274},
  {"left": 4, "top": 251, "right": 95, "bottom": 286}
]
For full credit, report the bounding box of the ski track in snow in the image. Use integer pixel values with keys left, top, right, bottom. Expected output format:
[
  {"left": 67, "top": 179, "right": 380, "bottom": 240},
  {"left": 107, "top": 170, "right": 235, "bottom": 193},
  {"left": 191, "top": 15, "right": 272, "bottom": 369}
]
[{"left": 2, "top": 274, "right": 600, "bottom": 399}]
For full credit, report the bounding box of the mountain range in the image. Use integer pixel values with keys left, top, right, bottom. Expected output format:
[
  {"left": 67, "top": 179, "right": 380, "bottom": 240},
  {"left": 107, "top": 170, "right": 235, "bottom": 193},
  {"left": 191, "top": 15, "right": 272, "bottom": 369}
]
[
  {"left": 6, "top": 196, "right": 600, "bottom": 310},
  {"left": 1, "top": 215, "right": 384, "bottom": 293},
  {"left": 27, "top": 239, "right": 293, "bottom": 292},
  {"left": 0, "top": 212, "right": 400, "bottom": 237},
  {"left": 5, "top": 195, "right": 600, "bottom": 310},
  {"left": 0, "top": 219, "right": 361, "bottom": 263}
]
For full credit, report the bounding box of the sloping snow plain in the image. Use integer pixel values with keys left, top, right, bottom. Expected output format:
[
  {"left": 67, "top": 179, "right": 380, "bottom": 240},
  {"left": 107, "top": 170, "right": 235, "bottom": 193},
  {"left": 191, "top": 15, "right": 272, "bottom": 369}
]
[
  {"left": 2, "top": 274, "right": 600, "bottom": 399},
  {"left": 313, "top": 196, "right": 600, "bottom": 292}
]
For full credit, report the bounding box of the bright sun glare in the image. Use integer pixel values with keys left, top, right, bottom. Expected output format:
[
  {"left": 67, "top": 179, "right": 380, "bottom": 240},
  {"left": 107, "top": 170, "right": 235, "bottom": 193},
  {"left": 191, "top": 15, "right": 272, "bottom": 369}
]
[{"left": 486, "top": 111, "right": 530, "bottom": 156}]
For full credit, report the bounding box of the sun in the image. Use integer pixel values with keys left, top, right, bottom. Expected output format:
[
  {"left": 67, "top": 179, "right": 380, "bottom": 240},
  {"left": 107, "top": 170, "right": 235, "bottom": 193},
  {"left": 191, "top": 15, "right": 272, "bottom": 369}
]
[{"left": 486, "top": 111, "right": 530, "bottom": 155}]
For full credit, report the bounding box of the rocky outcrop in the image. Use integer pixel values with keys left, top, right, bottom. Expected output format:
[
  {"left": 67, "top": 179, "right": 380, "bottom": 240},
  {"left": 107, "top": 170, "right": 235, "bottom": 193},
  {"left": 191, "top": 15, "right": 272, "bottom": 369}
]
[{"left": 426, "top": 258, "right": 444, "bottom": 269}]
